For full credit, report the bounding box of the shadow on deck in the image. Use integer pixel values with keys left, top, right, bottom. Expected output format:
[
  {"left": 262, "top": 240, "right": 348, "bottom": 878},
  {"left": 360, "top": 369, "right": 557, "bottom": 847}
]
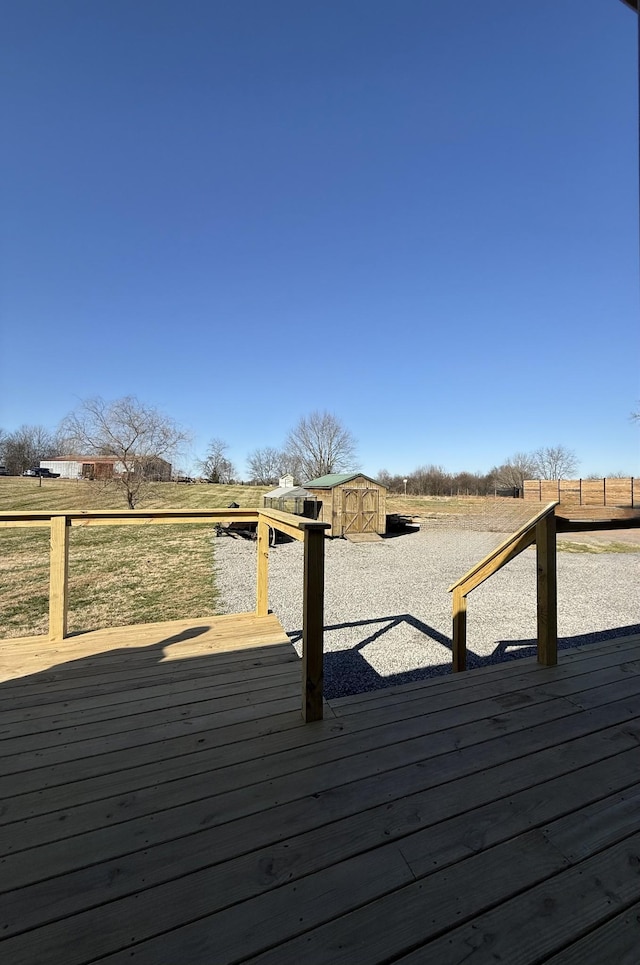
[
  {"left": 288, "top": 614, "right": 640, "bottom": 698},
  {"left": 1, "top": 618, "right": 640, "bottom": 963}
]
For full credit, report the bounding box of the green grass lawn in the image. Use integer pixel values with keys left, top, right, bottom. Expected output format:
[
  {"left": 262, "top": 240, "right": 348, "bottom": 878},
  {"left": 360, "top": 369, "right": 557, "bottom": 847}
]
[
  {"left": 0, "top": 478, "right": 272, "bottom": 639},
  {"left": 0, "top": 476, "right": 271, "bottom": 513},
  {"left": 0, "top": 482, "right": 502, "bottom": 639},
  {"left": 0, "top": 523, "right": 220, "bottom": 638},
  {"left": 2, "top": 478, "right": 635, "bottom": 639},
  {"left": 556, "top": 539, "right": 640, "bottom": 554},
  {"left": 0, "top": 476, "right": 431, "bottom": 638}
]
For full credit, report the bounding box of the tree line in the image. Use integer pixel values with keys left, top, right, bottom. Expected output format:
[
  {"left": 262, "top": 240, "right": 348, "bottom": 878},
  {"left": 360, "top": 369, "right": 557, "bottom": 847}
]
[
  {"left": 0, "top": 401, "right": 359, "bottom": 508},
  {"left": 205, "top": 411, "right": 358, "bottom": 486},
  {"left": 0, "top": 398, "right": 191, "bottom": 509},
  {"left": 3, "top": 393, "right": 632, "bottom": 507},
  {"left": 376, "top": 446, "right": 578, "bottom": 498},
  {"left": 0, "top": 424, "right": 65, "bottom": 478}
]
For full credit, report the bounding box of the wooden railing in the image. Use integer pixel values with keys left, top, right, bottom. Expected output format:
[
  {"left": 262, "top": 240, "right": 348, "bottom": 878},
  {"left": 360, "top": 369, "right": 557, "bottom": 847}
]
[
  {"left": 448, "top": 501, "right": 558, "bottom": 672},
  {"left": 0, "top": 508, "right": 330, "bottom": 721}
]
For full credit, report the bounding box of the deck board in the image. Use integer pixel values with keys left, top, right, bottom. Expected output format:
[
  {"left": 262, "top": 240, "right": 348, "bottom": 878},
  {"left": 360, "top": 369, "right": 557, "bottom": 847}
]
[{"left": 0, "top": 620, "right": 638, "bottom": 964}]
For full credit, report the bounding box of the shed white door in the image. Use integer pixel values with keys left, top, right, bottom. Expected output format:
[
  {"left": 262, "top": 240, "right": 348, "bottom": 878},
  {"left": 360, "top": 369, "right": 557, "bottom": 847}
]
[{"left": 342, "top": 488, "right": 378, "bottom": 535}]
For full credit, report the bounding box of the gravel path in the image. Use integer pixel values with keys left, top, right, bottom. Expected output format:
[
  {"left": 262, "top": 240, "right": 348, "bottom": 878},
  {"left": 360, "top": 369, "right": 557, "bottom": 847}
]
[{"left": 213, "top": 529, "right": 640, "bottom": 698}]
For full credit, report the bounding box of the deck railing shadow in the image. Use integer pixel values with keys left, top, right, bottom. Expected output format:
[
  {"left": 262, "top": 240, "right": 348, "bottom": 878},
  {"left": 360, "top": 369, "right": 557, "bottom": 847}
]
[
  {"left": 0, "top": 625, "right": 213, "bottom": 699},
  {"left": 320, "top": 620, "right": 640, "bottom": 699},
  {"left": 287, "top": 613, "right": 451, "bottom": 650},
  {"left": 491, "top": 623, "right": 640, "bottom": 665},
  {"left": 0, "top": 629, "right": 309, "bottom": 820},
  {"left": 287, "top": 613, "right": 452, "bottom": 698}
]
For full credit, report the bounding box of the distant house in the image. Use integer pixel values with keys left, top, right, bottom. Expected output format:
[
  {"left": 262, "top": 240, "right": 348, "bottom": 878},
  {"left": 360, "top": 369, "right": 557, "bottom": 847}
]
[
  {"left": 40, "top": 456, "right": 172, "bottom": 481},
  {"left": 304, "top": 473, "right": 388, "bottom": 537}
]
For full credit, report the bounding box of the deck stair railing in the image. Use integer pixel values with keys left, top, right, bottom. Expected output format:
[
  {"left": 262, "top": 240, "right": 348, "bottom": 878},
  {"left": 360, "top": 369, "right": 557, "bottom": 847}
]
[
  {"left": 448, "top": 501, "right": 558, "bottom": 672},
  {"left": 0, "top": 508, "right": 329, "bottom": 721}
]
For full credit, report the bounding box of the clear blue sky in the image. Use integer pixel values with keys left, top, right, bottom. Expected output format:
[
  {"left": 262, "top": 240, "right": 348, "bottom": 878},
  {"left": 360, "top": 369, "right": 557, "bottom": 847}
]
[{"left": 1, "top": 0, "right": 638, "bottom": 478}]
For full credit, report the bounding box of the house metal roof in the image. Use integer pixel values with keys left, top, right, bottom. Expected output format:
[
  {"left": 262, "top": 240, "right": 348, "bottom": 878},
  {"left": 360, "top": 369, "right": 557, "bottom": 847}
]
[{"left": 47, "top": 455, "right": 121, "bottom": 463}]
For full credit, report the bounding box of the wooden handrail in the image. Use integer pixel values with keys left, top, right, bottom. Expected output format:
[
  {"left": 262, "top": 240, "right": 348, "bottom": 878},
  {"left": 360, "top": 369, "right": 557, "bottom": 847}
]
[
  {"left": 448, "top": 501, "right": 558, "bottom": 672},
  {"left": 1, "top": 508, "right": 329, "bottom": 722},
  {"left": 0, "top": 507, "right": 328, "bottom": 528}
]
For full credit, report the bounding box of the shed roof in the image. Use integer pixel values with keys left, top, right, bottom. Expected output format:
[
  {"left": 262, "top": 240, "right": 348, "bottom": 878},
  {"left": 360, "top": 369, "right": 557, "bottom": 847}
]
[
  {"left": 263, "top": 485, "right": 313, "bottom": 500},
  {"left": 304, "top": 472, "right": 384, "bottom": 489},
  {"left": 46, "top": 454, "right": 170, "bottom": 465}
]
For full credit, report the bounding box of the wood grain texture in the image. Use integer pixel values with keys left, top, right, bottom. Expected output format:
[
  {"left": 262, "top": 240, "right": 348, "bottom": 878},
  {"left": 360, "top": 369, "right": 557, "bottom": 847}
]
[
  {"left": 536, "top": 510, "right": 558, "bottom": 666},
  {"left": 302, "top": 527, "right": 325, "bottom": 721},
  {"left": 256, "top": 518, "right": 270, "bottom": 616},
  {"left": 1, "top": 628, "right": 639, "bottom": 963},
  {"left": 48, "top": 516, "right": 69, "bottom": 642}
]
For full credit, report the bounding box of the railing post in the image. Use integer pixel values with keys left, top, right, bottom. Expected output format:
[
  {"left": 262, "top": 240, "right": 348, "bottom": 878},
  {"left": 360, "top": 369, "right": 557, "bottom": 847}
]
[
  {"left": 452, "top": 588, "right": 467, "bottom": 672},
  {"left": 256, "top": 516, "right": 269, "bottom": 617},
  {"left": 536, "top": 511, "right": 557, "bottom": 666},
  {"left": 49, "top": 515, "right": 70, "bottom": 642},
  {"left": 302, "top": 527, "right": 325, "bottom": 722}
]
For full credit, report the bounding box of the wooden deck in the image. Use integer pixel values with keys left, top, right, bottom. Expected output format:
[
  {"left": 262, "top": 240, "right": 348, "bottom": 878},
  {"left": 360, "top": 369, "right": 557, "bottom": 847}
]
[{"left": 1, "top": 618, "right": 640, "bottom": 964}]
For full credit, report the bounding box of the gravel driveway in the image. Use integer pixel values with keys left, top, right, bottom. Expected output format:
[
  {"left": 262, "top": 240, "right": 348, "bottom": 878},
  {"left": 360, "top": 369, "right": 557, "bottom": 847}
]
[{"left": 213, "top": 528, "right": 640, "bottom": 698}]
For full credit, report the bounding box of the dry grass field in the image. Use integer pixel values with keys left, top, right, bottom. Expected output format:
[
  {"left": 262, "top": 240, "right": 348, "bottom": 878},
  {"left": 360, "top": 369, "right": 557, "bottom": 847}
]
[
  {"left": 0, "top": 479, "right": 491, "bottom": 639},
  {"left": 0, "top": 477, "right": 270, "bottom": 513},
  {"left": 0, "top": 478, "right": 271, "bottom": 639},
  {"left": 1, "top": 478, "right": 636, "bottom": 640}
]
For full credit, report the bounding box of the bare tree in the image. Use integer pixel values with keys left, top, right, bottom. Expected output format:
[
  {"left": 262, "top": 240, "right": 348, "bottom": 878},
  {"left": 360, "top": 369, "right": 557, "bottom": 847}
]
[
  {"left": 277, "top": 450, "right": 305, "bottom": 484},
  {"left": 451, "top": 469, "right": 494, "bottom": 496},
  {"left": 531, "top": 445, "right": 579, "bottom": 480},
  {"left": 0, "top": 427, "right": 8, "bottom": 471},
  {"left": 1, "top": 424, "right": 62, "bottom": 476},
  {"left": 246, "top": 446, "right": 284, "bottom": 485},
  {"left": 200, "top": 438, "right": 236, "bottom": 484},
  {"left": 410, "top": 464, "right": 451, "bottom": 496},
  {"left": 493, "top": 452, "right": 538, "bottom": 491},
  {"left": 284, "top": 411, "right": 358, "bottom": 482},
  {"left": 60, "top": 396, "right": 189, "bottom": 508}
]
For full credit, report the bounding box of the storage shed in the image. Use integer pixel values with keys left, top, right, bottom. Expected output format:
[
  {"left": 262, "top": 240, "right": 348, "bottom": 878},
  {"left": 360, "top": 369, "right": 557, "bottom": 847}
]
[{"left": 303, "top": 473, "right": 387, "bottom": 537}]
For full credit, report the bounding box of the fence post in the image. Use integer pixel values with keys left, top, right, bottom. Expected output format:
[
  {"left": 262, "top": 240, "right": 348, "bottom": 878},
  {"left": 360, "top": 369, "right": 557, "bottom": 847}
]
[
  {"left": 536, "top": 512, "right": 557, "bottom": 666},
  {"left": 49, "top": 515, "right": 70, "bottom": 642},
  {"left": 452, "top": 588, "right": 467, "bottom": 672},
  {"left": 302, "top": 527, "right": 325, "bottom": 721},
  {"left": 256, "top": 517, "right": 269, "bottom": 616}
]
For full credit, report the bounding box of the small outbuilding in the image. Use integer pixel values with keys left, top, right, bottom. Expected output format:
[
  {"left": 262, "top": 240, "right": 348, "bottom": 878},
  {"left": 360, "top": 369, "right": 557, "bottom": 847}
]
[
  {"left": 263, "top": 484, "right": 318, "bottom": 518},
  {"left": 304, "top": 473, "right": 387, "bottom": 538}
]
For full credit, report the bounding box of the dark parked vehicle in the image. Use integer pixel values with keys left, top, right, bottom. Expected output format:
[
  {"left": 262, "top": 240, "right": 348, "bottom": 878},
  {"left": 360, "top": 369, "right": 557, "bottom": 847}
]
[
  {"left": 0, "top": 466, "right": 8, "bottom": 476},
  {"left": 22, "top": 467, "right": 60, "bottom": 478}
]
